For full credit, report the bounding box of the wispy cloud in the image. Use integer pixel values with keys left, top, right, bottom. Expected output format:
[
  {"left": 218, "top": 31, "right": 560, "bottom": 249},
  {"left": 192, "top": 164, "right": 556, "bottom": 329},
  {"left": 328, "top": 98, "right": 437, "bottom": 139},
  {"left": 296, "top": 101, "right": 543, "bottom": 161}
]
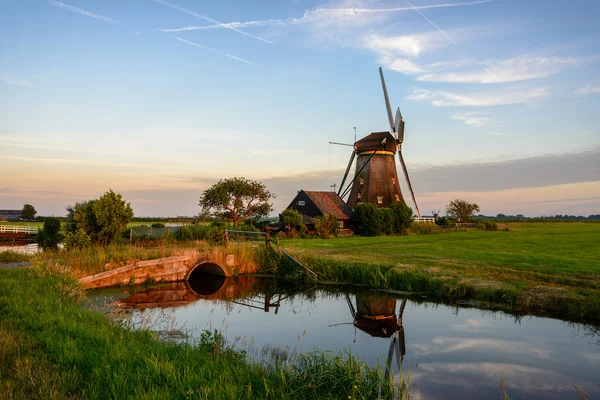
[
  {"left": 408, "top": 87, "right": 548, "bottom": 107},
  {"left": 158, "top": 0, "right": 492, "bottom": 32},
  {"left": 48, "top": 0, "right": 121, "bottom": 23},
  {"left": 451, "top": 111, "right": 490, "bottom": 127},
  {"left": 576, "top": 84, "right": 600, "bottom": 95},
  {"left": 172, "top": 36, "right": 258, "bottom": 67},
  {"left": 153, "top": 0, "right": 273, "bottom": 44},
  {"left": 3, "top": 78, "right": 34, "bottom": 87}
]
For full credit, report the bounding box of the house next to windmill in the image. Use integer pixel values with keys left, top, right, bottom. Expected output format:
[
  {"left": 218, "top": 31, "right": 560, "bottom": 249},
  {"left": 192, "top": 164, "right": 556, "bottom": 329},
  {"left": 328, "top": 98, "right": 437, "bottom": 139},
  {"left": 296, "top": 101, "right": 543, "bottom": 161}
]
[{"left": 285, "top": 190, "right": 353, "bottom": 231}]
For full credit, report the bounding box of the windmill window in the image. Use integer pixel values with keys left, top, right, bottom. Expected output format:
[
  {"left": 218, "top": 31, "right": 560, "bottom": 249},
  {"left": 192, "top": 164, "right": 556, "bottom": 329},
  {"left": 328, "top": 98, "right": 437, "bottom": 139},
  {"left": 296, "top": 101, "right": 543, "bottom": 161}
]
[
  {"left": 298, "top": 201, "right": 305, "bottom": 206},
  {"left": 357, "top": 192, "right": 362, "bottom": 199},
  {"left": 395, "top": 194, "right": 400, "bottom": 202},
  {"left": 359, "top": 177, "right": 364, "bottom": 185},
  {"left": 391, "top": 177, "right": 396, "bottom": 184},
  {"left": 377, "top": 196, "right": 384, "bottom": 204}
]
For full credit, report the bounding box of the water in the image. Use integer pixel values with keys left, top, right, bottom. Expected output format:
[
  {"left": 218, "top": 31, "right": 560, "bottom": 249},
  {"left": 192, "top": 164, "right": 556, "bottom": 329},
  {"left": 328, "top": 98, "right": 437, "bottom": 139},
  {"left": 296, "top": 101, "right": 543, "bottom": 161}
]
[{"left": 87, "top": 276, "right": 600, "bottom": 400}]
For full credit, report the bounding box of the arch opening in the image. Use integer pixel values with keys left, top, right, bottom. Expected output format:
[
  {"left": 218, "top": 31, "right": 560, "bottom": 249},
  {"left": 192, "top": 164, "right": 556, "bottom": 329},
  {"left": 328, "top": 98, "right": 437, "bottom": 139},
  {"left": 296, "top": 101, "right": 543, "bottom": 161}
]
[{"left": 187, "top": 262, "right": 226, "bottom": 296}]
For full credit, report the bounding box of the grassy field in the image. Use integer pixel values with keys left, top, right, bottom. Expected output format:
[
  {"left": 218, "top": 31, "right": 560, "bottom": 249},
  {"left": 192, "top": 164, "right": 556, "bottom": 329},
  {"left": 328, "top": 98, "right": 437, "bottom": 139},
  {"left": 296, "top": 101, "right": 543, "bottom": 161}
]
[
  {"left": 0, "top": 264, "right": 404, "bottom": 400},
  {"left": 282, "top": 223, "right": 600, "bottom": 322}
]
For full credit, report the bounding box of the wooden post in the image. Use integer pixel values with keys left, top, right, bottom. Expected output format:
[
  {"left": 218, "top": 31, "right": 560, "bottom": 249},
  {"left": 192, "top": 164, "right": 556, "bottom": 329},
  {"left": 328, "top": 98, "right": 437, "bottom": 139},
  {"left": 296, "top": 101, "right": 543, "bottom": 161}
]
[
  {"left": 129, "top": 228, "right": 133, "bottom": 243},
  {"left": 275, "top": 236, "right": 282, "bottom": 256},
  {"left": 265, "top": 230, "right": 271, "bottom": 248},
  {"left": 149, "top": 226, "right": 152, "bottom": 238},
  {"left": 224, "top": 229, "right": 229, "bottom": 244}
]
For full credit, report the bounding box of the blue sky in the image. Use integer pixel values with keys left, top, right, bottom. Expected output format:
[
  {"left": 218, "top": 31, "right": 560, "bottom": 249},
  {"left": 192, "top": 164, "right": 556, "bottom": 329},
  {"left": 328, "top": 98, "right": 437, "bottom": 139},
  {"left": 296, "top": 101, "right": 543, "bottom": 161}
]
[{"left": 1, "top": 0, "right": 599, "bottom": 217}]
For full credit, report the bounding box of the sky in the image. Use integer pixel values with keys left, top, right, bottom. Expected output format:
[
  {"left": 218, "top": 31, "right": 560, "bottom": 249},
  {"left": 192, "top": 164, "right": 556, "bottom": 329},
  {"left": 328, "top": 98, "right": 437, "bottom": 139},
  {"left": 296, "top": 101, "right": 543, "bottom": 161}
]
[{"left": 1, "top": 0, "right": 599, "bottom": 217}]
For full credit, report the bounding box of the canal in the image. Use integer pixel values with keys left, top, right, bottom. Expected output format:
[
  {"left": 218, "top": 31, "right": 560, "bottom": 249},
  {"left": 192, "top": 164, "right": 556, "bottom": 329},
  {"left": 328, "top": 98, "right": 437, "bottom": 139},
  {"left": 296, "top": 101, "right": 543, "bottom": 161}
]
[{"left": 87, "top": 275, "right": 600, "bottom": 400}]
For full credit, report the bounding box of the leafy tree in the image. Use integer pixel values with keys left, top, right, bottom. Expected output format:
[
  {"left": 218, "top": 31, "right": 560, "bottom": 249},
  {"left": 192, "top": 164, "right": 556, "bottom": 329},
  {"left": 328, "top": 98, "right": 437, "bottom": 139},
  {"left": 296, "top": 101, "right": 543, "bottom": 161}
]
[
  {"left": 36, "top": 217, "right": 63, "bottom": 250},
  {"left": 312, "top": 214, "right": 339, "bottom": 238},
  {"left": 93, "top": 190, "right": 134, "bottom": 244},
  {"left": 64, "top": 229, "right": 92, "bottom": 250},
  {"left": 20, "top": 204, "right": 37, "bottom": 221},
  {"left": 66, "top": 189, "right": 133, "bottom": 245},
  {"left": 351, "top": 203, "right": 382, "bottom": 236},
  {"left": 199, "top": 177, "right": 274, "bottom": 227},
  {"left": 281, "top": 209, "right": 306, "bottom": 233},
  {"left": 390, "top": 202, "right": 413, "bottom": 235},
  {"left": 445, "top": 198, "right": 480, "bottom": 222}
]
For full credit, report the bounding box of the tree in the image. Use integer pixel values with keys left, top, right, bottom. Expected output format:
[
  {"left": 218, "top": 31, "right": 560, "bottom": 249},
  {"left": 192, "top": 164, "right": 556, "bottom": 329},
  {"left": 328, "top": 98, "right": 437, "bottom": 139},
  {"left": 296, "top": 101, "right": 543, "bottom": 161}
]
[
  {"left": 313, "top": 214, "right": 339, "bottom": 238},
  {"left": 390, "top": 202, "right": 413, "bottom": 235},
  {"left": 351, "top": 203, "right": 382, "bottom": 236},
  {"left": 21, "top": 204, "right": 37, "bottom": 221},
  {"left": 281, "top": 209, "right": 306, "bottom": 232},
  {"left": 36, "top": 217, "right": 63, "bottom": 250},
  {"left": 66, "top": 189, "right": 133, "bottom": 245},
  {"left": 445, "top": 198, "right": 480, "bottom": 222},
  {"left": 199, "top": 177, "right": 274, "bottom": 227}
]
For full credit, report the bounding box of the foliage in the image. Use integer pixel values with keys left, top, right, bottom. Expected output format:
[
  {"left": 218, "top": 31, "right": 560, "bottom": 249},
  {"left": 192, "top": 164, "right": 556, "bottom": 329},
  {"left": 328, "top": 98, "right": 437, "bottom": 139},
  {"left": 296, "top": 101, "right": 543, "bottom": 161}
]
[
  {"left": 64, "top": 228, "right": 92, "bottom": 250},
  {"left": 20, "top": 204, "right": 37, "bottom": 221},
  {"left": 281, "top": 209, "right": 306, "bottom": 233},
  {"left": 0, "top": 251, "right": 30, "bottom": 262},
  {"left": 151, "top": 222, "right": 165, "bottom": 228},
  {"left": 445, "top": 198, "right": 480, "bottom": 222},
  {"left": 390, "top": 202, "right": 413, "bottom": 235},
  {"left": 36, "top": 217, "right": 63, "bottom": 250},
  {"left": 479, "top": 220, "right": 498, "bottom": 231},
  {"left": 173, "top": 224, "right": 225, "bottom": 244},
  {"left": 352, "top": 202, "right": 412, "bottom": 236},
  {"left": 66, "top": 189, "right": 133, "bottom": 245},
  {"left": 199, "top": 177, "right": 275, "bottom": 227},
  {"left": 351, "top": 203, "right": 382, "bottom": 236},
  {"left": 312, "top": 213, "right": 339, "bottom": 238},
  {"left": 435, "top": 216, "right": 450, "bottom": 226}
]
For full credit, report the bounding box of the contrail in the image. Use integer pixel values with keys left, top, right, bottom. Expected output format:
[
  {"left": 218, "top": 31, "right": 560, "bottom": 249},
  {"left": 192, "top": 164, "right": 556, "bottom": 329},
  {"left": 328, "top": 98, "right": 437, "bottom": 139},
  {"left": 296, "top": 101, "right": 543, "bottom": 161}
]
[
  {"left": 154, "top": 0, "right": 273, "bottom": 44},
  {"left": 172, "top": 36, "right": 258, "bottom": 67},
  {"left": 48, "top": 0, "right": 122, "bottom": 23},
  {"left": 159, "top": 0, "right": 493, "bottom": 32},
  {"left": 403, "top": 0, "right": 495, "bottom": 81}
]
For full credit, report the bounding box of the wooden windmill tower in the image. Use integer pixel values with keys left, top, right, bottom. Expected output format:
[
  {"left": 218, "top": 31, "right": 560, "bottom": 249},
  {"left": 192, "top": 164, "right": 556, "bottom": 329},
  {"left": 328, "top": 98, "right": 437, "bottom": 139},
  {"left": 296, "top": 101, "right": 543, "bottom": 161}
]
[{"left": 337, "top": 68, "right": 421, "bottom": 217}]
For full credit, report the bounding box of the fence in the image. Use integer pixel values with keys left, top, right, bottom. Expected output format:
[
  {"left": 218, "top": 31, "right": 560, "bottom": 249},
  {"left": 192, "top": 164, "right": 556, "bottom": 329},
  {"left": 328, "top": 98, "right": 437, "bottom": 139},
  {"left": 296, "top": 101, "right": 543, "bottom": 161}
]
[
  {"left": 413, "top": 217, "right": 436, "bottom": 224},
  {"left": 0, "top": 225, "right": 38, "bottom": 234}
]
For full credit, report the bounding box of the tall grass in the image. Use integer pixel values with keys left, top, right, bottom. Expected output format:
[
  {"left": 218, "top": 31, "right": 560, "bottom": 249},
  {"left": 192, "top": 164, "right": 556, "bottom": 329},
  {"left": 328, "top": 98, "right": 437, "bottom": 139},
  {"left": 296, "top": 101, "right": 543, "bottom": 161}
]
[
  {"left": 0, "top": 264, "right": 408, "bottom": 399},
  {"left": 0, "top": 250, "right": 31, "bottom": 263}
]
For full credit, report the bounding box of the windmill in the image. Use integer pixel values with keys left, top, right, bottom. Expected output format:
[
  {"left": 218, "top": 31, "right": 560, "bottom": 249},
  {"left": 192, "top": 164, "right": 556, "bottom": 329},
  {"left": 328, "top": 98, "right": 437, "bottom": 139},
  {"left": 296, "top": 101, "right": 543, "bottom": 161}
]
[{"left": 336, "top": 67, "right": 421, "bottom": 217}]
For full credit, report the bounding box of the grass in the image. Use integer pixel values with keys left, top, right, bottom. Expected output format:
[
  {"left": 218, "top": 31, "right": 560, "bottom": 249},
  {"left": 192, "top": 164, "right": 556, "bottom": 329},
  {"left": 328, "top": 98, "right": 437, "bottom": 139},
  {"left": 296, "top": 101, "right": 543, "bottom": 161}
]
[
  {"left": 279, "top": 223, "right": 600, "bottom": 322},
  {"left": 0, "top": 251, "right": 31, "bottom": 263},
  {"left": 0, "top": 264, "right": 407, "bottom": 399}
]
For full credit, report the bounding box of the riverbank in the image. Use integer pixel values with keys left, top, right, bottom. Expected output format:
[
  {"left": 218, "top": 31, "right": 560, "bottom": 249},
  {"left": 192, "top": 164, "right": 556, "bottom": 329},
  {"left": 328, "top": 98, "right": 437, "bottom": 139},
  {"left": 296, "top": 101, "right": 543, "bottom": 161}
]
[
  {"left": 282, "top": 223, "right": 600, "bottom": 323},
  {"left": 0, "top": 263, "right": 404, "bottom": 400}
]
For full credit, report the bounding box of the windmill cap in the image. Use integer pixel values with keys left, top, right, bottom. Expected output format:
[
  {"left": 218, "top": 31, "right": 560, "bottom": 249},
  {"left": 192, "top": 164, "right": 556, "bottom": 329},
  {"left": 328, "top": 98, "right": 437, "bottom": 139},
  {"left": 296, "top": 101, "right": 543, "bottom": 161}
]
[{"left": 355, "top": 131, "right": 397, "bottom": 153}]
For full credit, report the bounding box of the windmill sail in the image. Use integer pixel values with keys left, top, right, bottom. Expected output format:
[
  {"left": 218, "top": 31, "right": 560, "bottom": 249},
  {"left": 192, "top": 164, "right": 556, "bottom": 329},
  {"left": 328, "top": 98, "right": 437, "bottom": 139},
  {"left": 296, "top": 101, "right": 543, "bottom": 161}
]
[{"left": 379, "top": 67, "right": 396, "bottom": 137}]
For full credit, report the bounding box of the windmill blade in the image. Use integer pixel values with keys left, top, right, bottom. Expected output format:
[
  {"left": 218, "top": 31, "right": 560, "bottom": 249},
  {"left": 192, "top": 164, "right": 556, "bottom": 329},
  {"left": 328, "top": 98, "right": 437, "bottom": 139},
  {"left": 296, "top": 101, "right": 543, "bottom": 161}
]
[
  {"left": 395, "top": 107, "right": 405, "bottom": 144},
  {"left": 379, "top": 67, "right": 396, "bottom": 138},
  {"left": 397, "top": 148, "right": 421, "bottom": 218},
  {"left": 338, "top": 151, "right": 356, "bottom": 196}
]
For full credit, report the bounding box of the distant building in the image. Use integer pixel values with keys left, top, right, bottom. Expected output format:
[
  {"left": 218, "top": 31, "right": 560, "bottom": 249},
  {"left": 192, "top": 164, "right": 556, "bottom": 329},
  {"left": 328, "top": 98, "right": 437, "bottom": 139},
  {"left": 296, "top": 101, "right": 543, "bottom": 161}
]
[
  {"left": 285, "top": 190, "right": 353, "bottom": 230},
  {"left": 0, "top": 210, "right": 21, "bottom": 222}
]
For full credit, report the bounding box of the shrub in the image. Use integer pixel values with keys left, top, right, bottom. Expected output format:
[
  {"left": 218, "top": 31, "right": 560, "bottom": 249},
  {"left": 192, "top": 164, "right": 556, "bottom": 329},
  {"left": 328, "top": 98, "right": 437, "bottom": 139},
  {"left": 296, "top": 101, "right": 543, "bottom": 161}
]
[
  {"left": 435, "top": 216, "right": 449, "bottom": 226},
  {"left": 151, "top": 223, "right": 165, "bottom": 228},
  {"left": 351, "top": 203, "right": 382, "bottom": 236},
  {"left": 379, "top": 208, "right": 394, "bottom": 235},
  {"left": 313, "top": 214, "right": 339, "bottom": 238},
  {"left": 479, "top": 220, "right": 498, "bottom": 231},
  {"left": 390, "top": 202, "right": 413, "bottom": 235},
  {"left": 281, "top": 209, "right": 307, "bottom": 233},
  {"left": 64, "top": 228, "right": 92, "bottom": 250},
  {"left": 36, "top": 217, "right": 63, "bottom": 250}
]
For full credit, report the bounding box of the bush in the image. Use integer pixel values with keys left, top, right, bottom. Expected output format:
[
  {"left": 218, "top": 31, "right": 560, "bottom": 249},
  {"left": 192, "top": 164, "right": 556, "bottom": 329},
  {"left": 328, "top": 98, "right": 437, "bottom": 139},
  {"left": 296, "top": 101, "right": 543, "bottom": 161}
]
[
  {"left": 479, "top": 220, "right": 498, "bottom": 231},
  {"left": 435, "top": 216, "right": 449, "bottom": 226},
  {"left": 312, "top": 214, "right": 339, "bottom": 238},
  {"left": 390, "top": 202, "right": 413, "bottom": 235},
  {"left": 351, "top": 203, "right": 382, "bottom": 236},
  {"left": 64, "top": 228, "right": 92, "bottom": 250},
  {"left": 36, "top": 217, "right": 63, "bottom": 250},
  {"left": 281, "top": 209, "right": 307, "bottom": 233},
  {"left": 151, "top": 223, "right": 165, "bottom": 228},
  {"left": 379, "top": 208, "right": 394, "bottom": 235},
  {"left": 173, "top": 224, "right": 225, "bottom": 244}
]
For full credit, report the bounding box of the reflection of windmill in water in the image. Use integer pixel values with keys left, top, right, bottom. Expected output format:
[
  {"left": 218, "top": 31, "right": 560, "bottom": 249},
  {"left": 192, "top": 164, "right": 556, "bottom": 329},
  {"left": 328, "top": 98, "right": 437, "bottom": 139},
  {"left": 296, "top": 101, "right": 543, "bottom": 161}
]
[
  {"left": 338, "top": 294, "right": 407, "bottom": 379},
  {"left": 335, "top": 68, "right": 420, "bottom": 217}
]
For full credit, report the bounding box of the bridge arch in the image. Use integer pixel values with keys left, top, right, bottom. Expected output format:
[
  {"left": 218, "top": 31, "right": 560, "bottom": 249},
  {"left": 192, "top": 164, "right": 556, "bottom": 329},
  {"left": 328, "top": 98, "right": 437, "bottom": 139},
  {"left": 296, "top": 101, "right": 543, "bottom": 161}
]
[{"left": 185, "top": 261, "right": 227, "bottom": 296}]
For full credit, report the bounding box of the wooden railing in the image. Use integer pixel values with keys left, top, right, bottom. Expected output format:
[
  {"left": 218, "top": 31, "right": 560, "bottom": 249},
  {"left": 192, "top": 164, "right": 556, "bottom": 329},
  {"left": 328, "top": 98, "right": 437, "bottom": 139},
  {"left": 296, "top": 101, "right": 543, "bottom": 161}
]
[
  {"left": 0, "top": 225, "right": 39, "bottom": 234},
  {"left": 413, "top": 217, "right": 436, "bottom": 224}
]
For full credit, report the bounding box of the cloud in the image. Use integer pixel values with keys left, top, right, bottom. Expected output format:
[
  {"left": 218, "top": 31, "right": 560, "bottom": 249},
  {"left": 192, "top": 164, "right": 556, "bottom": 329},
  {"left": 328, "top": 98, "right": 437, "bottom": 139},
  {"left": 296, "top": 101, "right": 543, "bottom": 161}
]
[
  {"left": 172, "top": 36, "right": 258, "bottom": 67},
  {"left": 576, "top": 84, "right": 600, "bottom": 95},
  {"left": 3, "top": 78, "right": 34, "bottom": 87},
  {"left": 450, "top": 112, "right": 490, "bottom": 127},
  {"left": 418, "top": 56, "right": 595, "bottom": 84},
  {"left": 158, "top": 0, "right": 492, "bottom": 32},
  {"left": 48, "top": 0, "right": 121, "bottom": 23},
  {"left": 363, "top": 31, "right": 446, "bottom": 58},
  {"left": 407, "top": 87, "right": 548, "bottom": 107},
  {"left": 153, "top": 0, "right": 273, "bottom": 44}
]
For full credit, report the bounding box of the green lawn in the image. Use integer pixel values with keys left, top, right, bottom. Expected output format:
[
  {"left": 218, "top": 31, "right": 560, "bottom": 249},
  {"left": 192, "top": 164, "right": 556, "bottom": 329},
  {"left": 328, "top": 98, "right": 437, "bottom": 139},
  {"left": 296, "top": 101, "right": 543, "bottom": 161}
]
[{"left": 281, "top": 223, "right": 600, "bottom": 321}]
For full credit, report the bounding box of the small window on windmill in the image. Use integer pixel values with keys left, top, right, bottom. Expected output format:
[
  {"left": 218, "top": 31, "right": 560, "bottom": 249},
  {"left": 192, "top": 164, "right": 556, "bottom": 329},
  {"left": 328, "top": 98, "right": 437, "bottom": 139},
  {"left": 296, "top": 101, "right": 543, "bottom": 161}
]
[
  {"left": 298, "top": 200, "right": 305, "bottom": 206},
  {"left": 359, "top": 177, "right": 364, "bottom": 185},
  {"left": 395, "top": 194, "right": 400, "bottom": 202},
  {"left": 377, "top": 196, "right": 384, "bottom": 204},
  {"left": 391, "top": 177, "right": 396, "bottom": 184},
  {"left": 338, "top": 221, "right": 344, "bottom": 228},
  {"left": 357, "top": 192, "right": 362, "bottom": 199}
]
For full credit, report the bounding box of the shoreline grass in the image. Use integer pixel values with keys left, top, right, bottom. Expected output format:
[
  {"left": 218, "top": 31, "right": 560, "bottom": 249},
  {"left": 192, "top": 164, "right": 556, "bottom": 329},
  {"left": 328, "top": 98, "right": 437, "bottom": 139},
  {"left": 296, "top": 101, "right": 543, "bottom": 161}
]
[{"left": 0, "top": 263, "right": 407, "bottom": 399}]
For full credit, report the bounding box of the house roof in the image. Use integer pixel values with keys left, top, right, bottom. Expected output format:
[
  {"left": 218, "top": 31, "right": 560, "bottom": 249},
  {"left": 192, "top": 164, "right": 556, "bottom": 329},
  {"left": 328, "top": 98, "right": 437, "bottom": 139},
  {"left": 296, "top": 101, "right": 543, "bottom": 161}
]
[
  {"left": 354, "top": 131, "right": 397, "bottom": 153},
  {"left": 303, "top": 191, "right": 353, "bottom": 220}
]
